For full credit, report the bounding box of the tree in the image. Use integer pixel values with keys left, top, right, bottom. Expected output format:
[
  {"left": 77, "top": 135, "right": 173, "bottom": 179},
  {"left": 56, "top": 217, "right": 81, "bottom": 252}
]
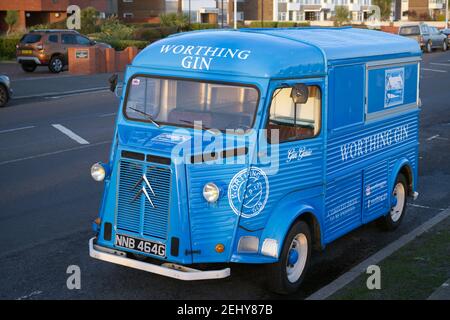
[
  {"left": 372, "top": 0, "right": 392, "bottom": 21},
  {"left": 5, "top": 10, "right": 19, "bottom": 36},
  {"left": 80, "top": 7, "right": 99, "bottom": 34},
  {"left": 334, "top": 6, "right": 350, "bottom": 27},
  {"left": 159, "top": 13, "right": 189, "bottom": 32}
]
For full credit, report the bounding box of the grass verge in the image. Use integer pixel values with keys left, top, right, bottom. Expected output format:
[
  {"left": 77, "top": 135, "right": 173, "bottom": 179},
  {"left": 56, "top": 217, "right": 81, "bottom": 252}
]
[{"left": 329, "top": 215, "right": 450, "bottom": 300}]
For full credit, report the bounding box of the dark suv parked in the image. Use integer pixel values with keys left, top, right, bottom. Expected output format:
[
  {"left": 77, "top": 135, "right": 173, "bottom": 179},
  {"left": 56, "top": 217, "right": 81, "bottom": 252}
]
[{"left": 16, "top": 29, "right": 110, "bottom": 73}]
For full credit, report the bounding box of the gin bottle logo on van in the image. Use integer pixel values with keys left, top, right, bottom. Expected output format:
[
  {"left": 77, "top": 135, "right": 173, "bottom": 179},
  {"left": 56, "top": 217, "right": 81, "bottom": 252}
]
[{"left": 160, "top": 44, "right": 252, "bottom": 71}]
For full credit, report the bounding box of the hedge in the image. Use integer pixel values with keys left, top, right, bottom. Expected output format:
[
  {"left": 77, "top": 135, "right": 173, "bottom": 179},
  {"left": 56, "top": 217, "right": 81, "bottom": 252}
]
[
  {"left": 277, "top": 21, "right": 310, "bottom": 27},
  {"left": 248, "top": 21, "right": 311, "bottom": 28},
  {"left": 107, "top": 39, "right": 150, "bottom": 51},
  {"left": 133, "top": 28, "right": 162, "bottom": 42},
  {"left": 189, "top": 23, "right": 218, "bottom": 30},
  {"left": 0, "top": 37, "right": 20, "bottom": 60},
  {"left": 248, "top": 21, "right": 278, "bottom": 28}
]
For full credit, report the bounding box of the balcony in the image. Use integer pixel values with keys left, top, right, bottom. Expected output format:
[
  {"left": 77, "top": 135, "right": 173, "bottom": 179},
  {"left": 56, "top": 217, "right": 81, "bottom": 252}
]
[
  {"left": 347, "top": 4, "right": 361, "bottom": 11},
  {"left": 287, "top": 3, "right": 301, "bottom": 11},
  {"left": 429, "top": 0, "right": 444, "bottom": 9}
]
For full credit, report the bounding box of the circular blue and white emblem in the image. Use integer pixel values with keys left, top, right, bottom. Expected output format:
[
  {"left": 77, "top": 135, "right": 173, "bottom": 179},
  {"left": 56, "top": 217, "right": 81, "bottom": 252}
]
[{"left": 228, "top": 167, "right": 269, "bottom": 219}]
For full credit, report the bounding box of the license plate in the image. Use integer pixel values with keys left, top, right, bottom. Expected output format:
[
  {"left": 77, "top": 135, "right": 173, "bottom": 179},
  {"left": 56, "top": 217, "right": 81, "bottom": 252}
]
[
  {"left": 115, "top": 234, "right": 166, "bottom": 257},
  {"left": 21, "top": 50, "right": 32, "bottom": 55}
]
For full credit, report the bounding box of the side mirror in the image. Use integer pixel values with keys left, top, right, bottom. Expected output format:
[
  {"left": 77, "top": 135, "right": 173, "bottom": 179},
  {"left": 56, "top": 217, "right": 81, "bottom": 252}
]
[
  {"left": 109, "top": 74, "right": 118, "bottom": 92},
  {"left": 290, "top": 84, "right": 309, "bottom": 104}
]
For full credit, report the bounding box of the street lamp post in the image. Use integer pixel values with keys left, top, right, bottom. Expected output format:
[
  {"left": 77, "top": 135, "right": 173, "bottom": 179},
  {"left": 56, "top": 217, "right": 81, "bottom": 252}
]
[
  {"left": 189, "top": 0, "right": 191, "bottom": 26},
  {"left": 261, "top": 0, "right": 264, "bottom": 27},
  {"left": 446, "top": 0, "right": 449, "bottom": 28},
  {"left": 221, "top": 0, "right": 224, "bottom": 28},
  {"left": 233, "top": 0, "right": 237, "bottom": 29}
]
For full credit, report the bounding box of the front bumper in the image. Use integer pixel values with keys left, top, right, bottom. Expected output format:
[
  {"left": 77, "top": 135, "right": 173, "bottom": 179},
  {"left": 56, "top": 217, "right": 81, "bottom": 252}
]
[{"left": 89, "top": 237, "right": 231, "bottom": 281}]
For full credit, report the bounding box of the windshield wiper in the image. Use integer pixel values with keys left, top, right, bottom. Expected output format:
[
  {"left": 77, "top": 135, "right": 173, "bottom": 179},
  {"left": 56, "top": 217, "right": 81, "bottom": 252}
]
[
  {"left": 128, "top": 107, "right": 160, "bottom": 128},
  {"left": 178, "top": 119, "right": 218, "bottom": 135}
]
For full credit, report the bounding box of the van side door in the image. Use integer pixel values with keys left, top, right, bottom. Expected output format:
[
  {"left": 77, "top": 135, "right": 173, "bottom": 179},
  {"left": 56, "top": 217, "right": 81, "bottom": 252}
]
[{"left": 324, "top": 64, "right": 366, "bottom": 243}]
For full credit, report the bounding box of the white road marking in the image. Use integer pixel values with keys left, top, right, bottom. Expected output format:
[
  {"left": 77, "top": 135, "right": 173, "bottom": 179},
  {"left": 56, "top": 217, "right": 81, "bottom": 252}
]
[
  {"left": 99, "top": 112, "right": 117, "bottom": 117},
  {"left": 12, "top": 73, "right": 73, "bottom": 81},
  {"left": 14, "top": 87, "right": 109, "bottom": 100},
  {"left": 0, "top": 140, "right": 110, "bottom": 166},
  {"left": 306, "top": 206, "right": 450, "bottom": 300},
  {"left": 52, "top": 124, "right": 90, "bottom": 145},
  {"left": 16, "top": 290, "right": 43, "bottom": 300},
  {"left": 427, "top": 134, "right": 440, "bottom": 141},
  {"left": 0, "top": 125, "right": 35, "bottom": 134},
  {"left": 408, "top": 203, "right": 446, "bottom": 211},
  {"left": 421, "top": 68, "right": 447, "bottom": 73},
  {"left": 430, "top": 62, "right": 450, "bottom": 67}
]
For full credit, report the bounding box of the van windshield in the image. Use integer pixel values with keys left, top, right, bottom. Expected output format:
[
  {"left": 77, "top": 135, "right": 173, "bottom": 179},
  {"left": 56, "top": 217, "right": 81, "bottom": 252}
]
[{"left": 124, "top": 76, "right": 259, "bottom": 131}]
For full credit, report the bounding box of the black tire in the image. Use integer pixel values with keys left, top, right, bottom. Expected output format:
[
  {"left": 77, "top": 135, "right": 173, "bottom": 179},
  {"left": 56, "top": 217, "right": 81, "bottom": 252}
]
[
  {"left": 0, "top": 85, "right": 8, "bottom": 107},
  {"left": 442, "top": 40, "right": 448, "bottom": 51},
  {"left": 379, "top": 173, "right": 408, "bottom": 231},
  {"left": 265, "top": 220, "right": 311, "bottom": 294},
  {"left": 425, "top": 41, "right": 432, "bottom": 53},
  {"left": 49, "top": 55, "right": 64, "bottom": 73},
  {"left": 21, "top": 63, "right": 37, "bottom": 72}
]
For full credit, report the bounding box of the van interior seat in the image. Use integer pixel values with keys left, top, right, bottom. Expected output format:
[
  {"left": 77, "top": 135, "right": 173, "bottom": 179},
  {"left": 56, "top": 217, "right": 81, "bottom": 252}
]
[{"left": 267, "top": 122, "right": 314, "bottom": 142}]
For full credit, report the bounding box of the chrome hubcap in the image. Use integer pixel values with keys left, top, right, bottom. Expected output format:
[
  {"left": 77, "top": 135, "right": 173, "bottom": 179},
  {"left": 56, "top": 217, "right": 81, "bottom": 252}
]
[
  {"left": 286, "top": 233, "right": 308, "bottom": 283},
  {"left": 390, "top": 182, "right": 405, "bottom": 222},
  {"left": 53, "top": 59, "right": 62, "bottom": 71}
]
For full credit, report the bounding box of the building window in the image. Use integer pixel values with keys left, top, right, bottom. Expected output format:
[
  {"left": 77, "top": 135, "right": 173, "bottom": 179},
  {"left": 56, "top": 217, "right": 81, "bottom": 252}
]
[
  {"left": 123, "top": 13, "right": 134, "bottom": 19},
  {"left": 305, "top": 11, "right": 319, "bottom": 20},
  {"left": 123, "top": 0, "right": 133, "bottom": 2},
  {"left": 278, "top": 12, "right": 287, "bottom": 21}
]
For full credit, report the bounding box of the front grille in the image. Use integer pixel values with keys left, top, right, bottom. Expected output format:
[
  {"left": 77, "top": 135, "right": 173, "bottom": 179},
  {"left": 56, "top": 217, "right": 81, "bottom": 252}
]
[{"left": 116, "top": 160, "right": 171, "bottom": 240}]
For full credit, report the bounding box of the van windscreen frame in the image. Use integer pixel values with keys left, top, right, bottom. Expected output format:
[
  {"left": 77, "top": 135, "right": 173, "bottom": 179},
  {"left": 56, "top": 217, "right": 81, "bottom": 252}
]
[{"left": 122, "top": 75, "right": 261, "bottom": 133}]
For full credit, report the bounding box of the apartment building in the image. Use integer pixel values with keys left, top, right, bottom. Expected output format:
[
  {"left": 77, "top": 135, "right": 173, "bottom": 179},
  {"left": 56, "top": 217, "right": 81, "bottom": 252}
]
[
  {"left": 0, "top": 0, "right": 116, "bottom": 33},
  {"left": 399, "top": 0, "right": 447, "bottom": 21},
  {"left": 179, "top": 0, "right": 221, "bottom": 23},
  {"left": 118, "top": 0, "right": 168, "bottom": 22},
  {"left": 273, "top": 0, "right": 372, "bottom": 22},
  {"left": 118, "top": 0, "right": 230, "bottom": 24}
]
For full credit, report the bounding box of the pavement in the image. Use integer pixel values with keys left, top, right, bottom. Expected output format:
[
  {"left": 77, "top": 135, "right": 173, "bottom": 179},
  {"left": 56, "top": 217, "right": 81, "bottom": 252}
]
[
  {"left": 0, "top": 51, "right": 449, "bottom": 299},
  {"left": 428, "top": 278, "right": 450, "bottom": 300}
]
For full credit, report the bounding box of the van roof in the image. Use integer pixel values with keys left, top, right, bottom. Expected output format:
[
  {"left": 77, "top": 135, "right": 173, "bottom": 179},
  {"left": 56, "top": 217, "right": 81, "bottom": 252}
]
[{"left": 131, "top": 27, "right": 421, "bottom": 79}]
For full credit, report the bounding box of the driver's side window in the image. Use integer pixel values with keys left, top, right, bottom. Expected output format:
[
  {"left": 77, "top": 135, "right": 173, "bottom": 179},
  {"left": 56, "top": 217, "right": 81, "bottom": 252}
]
[{"left": 267, "top": 85, "right": 321, "bottom": 143}]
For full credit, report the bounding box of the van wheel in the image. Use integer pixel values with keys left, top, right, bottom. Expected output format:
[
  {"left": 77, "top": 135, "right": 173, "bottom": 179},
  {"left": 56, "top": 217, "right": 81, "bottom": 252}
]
[
  {"left": 379, "top": 174, "right": 407, "bottom": 231},
  {"left": 443, "top": 41, "right": 448, "bottom": 51},
  {"left": 21, "top": 63, "right": 37, "bottom": 72},
  {"left": 265, "top": 220, "right": 311, "bottom": 294},
  {"left": 425, "top": 41, "right": 432, "bottom": 53},
  {"left": 49, "top": 55, "right": 64, "bottom": 73}
]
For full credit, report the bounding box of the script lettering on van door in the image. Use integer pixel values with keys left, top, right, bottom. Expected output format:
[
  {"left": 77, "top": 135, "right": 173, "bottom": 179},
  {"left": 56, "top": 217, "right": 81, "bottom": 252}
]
[
  {"left": 340, "top": 124, "right": 409, "bottom": 162},
  {"left": 160, "top": 45, "right": 251, "bottom": 71}
]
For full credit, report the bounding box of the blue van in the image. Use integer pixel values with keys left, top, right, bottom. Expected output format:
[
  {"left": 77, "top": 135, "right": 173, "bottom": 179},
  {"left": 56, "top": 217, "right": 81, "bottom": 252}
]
[{"left": 89, "top": 27, "right": 421, "bottom": 293}]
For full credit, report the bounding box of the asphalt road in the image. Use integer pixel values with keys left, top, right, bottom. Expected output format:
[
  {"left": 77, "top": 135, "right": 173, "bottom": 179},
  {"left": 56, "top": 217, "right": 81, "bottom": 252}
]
[{"left": 0, "top": 51, "right": 449, "bottom": 300}]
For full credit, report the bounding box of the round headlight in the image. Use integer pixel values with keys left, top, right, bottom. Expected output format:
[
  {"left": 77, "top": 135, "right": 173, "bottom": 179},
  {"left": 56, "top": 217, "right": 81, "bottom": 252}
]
[
  {"left": 203, "top": 183, "right": 220, "bottom": 203},
  {"left": 91, "top": 162, "right": 106, "bottom": 182}
]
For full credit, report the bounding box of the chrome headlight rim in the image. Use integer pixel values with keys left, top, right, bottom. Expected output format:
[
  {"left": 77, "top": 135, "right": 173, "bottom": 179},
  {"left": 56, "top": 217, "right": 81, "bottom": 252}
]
[
  {"left": 203, "top": 182, "right": 220, "bottom": 203},
  {"left": 91, "top": 162, "right": 106, "bottom": 182}
]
